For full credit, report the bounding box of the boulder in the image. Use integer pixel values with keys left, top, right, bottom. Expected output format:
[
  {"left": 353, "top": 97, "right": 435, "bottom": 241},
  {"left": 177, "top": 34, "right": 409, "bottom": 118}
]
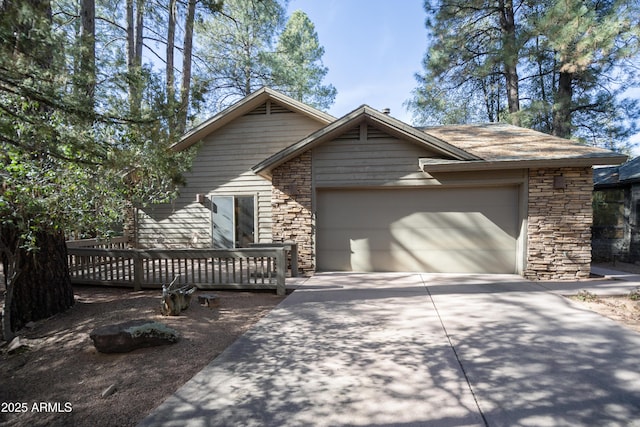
[{"left": 89, "top": 320, "right": 179, "bottom": 354}]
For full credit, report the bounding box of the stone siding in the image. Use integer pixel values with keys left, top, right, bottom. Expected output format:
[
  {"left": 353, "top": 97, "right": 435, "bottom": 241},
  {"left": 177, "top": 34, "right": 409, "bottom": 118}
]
[
  {"left": 123, "top": 202, "right": 137, "bottom": 248},
  {"left": 525, "top": 167, "right": 593, "bottom": 280},
  {"left": 271, "top": 151, "right": 314, "bottom": 274}
]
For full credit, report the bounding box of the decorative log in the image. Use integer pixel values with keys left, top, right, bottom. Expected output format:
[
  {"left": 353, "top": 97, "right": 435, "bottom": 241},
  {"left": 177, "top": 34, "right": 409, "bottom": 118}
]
[{"left": 161, "top": 277, "right": 196, "bottom": 316}]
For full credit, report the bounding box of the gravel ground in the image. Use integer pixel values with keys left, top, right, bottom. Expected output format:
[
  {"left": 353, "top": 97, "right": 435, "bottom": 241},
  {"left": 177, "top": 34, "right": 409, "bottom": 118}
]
[{"left": 0, "top": 285, "right": 285, "bottom": 427}]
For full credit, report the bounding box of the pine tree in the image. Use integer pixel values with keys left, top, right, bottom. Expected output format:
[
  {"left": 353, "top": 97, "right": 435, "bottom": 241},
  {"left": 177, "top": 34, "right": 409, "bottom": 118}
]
[
  {"left": 410, "top": 0, "right": 523, "bottom": 125},
  {"left": 532, "top": 0, "right": 640, "bottom": 139},
  {"left": 267, "top": 10, "right": 336, "bottom": 110},
  {"left": 0, "top": 0, "right": 191, "bottom": 340},
  {"left": 409, "top": 0, "right": 640, "bottom": 148},
  {"left": 195, "top": 0, "right": 287, "bottom": 106},
  {"left": 194, "top": 1, "right": 336, "bottom": 113}
]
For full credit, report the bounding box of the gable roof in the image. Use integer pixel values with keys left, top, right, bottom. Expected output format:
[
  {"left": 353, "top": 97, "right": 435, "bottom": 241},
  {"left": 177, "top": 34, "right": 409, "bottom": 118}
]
[
  {"left": 171, "top": 87, "right": 626, "bottom": 176},
  {"left": 171, "top": 87, "right": 335, "bottom": 152},
  {"left": 419, "top": 123, "right": 627, "bottom": 172},
  {"left": 252, "top": 105, "right": 481, "bottom": 178}
]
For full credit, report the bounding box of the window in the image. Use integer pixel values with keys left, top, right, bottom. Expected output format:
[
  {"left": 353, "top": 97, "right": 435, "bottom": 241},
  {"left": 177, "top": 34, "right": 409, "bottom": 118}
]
[{"left": 211, "top": 195, "right": 255, "bottom": 248}]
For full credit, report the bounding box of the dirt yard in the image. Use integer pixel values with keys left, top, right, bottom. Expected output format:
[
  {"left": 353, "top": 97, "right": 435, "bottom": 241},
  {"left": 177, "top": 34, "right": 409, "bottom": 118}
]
[
  {"left": 2, "top": 267, "right": 640, "bottom": 427},
  {"left": 0, "top": 285, "right": 285, "bottom": 427},
  {"left": 571, "top": 262, "right": 640, "bottom": 333},
  {"left": 570, "top": 293, "right": 640, "bottom": 333}
]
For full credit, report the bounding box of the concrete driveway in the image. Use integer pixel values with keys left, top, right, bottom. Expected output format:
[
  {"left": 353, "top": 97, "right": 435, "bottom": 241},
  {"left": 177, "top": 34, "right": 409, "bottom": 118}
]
[{"left": 139, "top": 273, "right": 640, "bottom": 427}]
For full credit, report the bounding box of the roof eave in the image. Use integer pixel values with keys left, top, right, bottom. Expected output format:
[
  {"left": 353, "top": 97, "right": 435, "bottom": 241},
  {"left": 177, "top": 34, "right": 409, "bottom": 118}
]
[
  {"left": 171, "top": 87, "right": 335, "bottom": 152},
  {"left": 420, "top": 154, "right": 628, "bottom": 173}
]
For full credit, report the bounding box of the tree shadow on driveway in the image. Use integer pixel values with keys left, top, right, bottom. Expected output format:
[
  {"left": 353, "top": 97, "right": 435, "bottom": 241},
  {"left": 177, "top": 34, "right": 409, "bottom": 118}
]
[
  {"left": 139, "top": 273, "right": 640, "bottom": 427},
  {"left": 425, "top": 274, "right": 640, "bottom": 426},
  {"left": 139, "top": 273, "right": 485, "bottom": 426}
]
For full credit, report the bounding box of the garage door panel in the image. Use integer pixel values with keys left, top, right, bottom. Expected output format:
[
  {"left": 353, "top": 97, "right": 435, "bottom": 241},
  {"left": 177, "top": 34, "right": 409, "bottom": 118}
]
[
  {"left": 390, "top": 227, "right": 515, "bottom": 250},
  {"left": 317, "top": 187, "right": 519, "bottom": 273},
  {"left": 316, "top": 187, "right": 519, "bottom": 232},
  {"left": 329, "top": 211, "right": 517, "bottom": 234},
  {"left": 385, "top": 248, "right": 515, "bottom": 273},
  {"left": 321, "top": 219, "right": 516, "bottom": 249},
  {"left": 343, "top": 247, "right": 515, "bottom": 273}
]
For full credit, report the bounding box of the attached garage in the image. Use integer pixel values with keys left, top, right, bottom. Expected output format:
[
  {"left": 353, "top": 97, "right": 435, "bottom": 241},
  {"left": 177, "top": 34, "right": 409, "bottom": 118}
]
[
  {"left": 251, "top": 93, "right": 626, "bottom": 280},
  {"left": 316, "top": 186, "right": 521, "bottom": 273}
]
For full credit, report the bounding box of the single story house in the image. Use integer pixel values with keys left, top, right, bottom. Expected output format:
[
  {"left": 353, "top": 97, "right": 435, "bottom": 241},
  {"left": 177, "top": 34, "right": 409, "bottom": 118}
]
[
  {"left": 133, "top": 87, "right": 626, "bottom": 280},
  {"left": 592, "top": 157, "right": 640, "bottom": 263}
]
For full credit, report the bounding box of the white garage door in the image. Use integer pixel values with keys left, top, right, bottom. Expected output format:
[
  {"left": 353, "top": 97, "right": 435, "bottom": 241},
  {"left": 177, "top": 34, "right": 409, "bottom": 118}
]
[{"left": 316, "top": 187, "right": 520, "bottom": 273}]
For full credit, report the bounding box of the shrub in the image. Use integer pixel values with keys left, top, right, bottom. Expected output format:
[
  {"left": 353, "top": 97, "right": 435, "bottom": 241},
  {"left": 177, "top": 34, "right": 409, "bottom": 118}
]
[{"left": 575, "top": 290, "right": 598, "bottom": 302}]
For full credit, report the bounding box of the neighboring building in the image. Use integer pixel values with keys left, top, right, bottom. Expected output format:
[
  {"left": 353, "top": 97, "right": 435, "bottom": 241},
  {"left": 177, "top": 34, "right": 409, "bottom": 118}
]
[
  {"left": 135, "top": 87, "right": 626, "bottom": 280},
  {"left": 592, "top": 157, "right": 640, "bottom": 263}
]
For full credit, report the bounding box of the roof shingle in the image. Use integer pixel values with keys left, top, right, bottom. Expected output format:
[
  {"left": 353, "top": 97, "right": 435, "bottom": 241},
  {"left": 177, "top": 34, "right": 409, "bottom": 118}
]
[{"left": 422, "top": 123, "right": 622, "bottom": 162}]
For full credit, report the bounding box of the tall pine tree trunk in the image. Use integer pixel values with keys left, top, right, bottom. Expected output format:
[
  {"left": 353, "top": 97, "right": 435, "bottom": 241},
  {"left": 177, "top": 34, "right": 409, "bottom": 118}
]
[
  {"left": 0, "top": 0, "right": 74, "bottom": 341},
  {"left": 12, "top": 231, "right": 74, "bottom": 332},
  {"left": 77, "top": 0, "right": 95, "bottom": 109},
  {"left": 177, "top": 0, "right": 196, "bottom": 136},
  {"left": 499, "top": 0, "right": 520, "bottom": 126},
  {"left": 553, "top": 71, "right": 573, "bottom": 138},
  {"left": 166, "top": 0, "right": 176, "bottom": 127},
  {"left": 127, "top": 0, "right": 144, "bottom": 116},
  {"left": 2, "top": 227, "right": 74, "bottom": 339}
]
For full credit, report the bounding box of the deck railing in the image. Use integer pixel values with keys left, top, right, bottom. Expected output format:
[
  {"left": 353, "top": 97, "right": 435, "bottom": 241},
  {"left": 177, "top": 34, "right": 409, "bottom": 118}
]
[
  {"left": 66, "top": 236, "right": 128, "bottom": 249},
  {"left": 249, "top": 242, "right": 298, "bottom": 277},
  {"left": 67, "top": 247, "right": 288, "bottom": 295}
]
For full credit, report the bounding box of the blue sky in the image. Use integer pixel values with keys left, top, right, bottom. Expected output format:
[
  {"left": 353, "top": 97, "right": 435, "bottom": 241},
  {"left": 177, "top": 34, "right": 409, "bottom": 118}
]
[{"left": 286, "top": 0, "right": 427, "bottom": 124}]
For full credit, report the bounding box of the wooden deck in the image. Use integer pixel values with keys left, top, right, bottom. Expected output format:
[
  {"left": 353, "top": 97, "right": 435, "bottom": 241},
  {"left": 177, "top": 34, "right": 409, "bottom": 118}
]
[{"left": 67, "top": 244, "right": 291, "bottom": 295}]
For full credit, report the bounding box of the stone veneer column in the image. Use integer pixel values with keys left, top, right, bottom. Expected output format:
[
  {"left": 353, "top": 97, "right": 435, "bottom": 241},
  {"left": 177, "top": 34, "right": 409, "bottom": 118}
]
[
  {"left": 271, "top": 151, "right": 314, "bottom": 274},
  {"left": 525, "top": 167, "right": 593, "bottom": 280},
  {"left": 123, "top": 201, "right": 137, "bottom": 248}
]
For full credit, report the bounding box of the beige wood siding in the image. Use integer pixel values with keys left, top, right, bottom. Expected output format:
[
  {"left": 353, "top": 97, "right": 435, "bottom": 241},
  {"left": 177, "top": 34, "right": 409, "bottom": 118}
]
[
  {"left": 137, "top": 102, "right": 324, "bottom": 248},
  {"left": 313, "top": 123, "right": 444, "bottom": 187},
  {"left": 137, "top": 202, "right": 211, "bottom": 248},
  {"left": 316, "top": 187, "right": 520, "bottom": 273},
  {"left": 312, "top": 122, "right": 526, "bottom": 188}
]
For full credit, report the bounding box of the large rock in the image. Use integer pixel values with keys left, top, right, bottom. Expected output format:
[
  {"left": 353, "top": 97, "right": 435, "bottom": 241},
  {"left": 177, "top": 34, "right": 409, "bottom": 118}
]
[{"left": 89, "top": 320, "right": 179, "bottom": 353}]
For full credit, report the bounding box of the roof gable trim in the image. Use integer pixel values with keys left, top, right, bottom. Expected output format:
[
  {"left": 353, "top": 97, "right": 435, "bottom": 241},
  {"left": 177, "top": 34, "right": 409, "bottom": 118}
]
[
  {"left": 171, "top": 87, "right": 335, "bottom": 151},
  {"left": 252, "top": 105, "right": 480, "bottom": 177}
]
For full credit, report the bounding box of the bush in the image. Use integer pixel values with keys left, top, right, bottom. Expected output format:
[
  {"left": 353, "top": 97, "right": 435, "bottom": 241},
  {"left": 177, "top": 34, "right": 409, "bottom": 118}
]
[{"left": 575, "top": 290, "right": 598, "bottom": 302}]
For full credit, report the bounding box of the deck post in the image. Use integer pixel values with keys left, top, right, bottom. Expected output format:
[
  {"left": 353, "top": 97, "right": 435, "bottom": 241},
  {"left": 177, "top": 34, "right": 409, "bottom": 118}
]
[
  {"left": 248, "top": 242, "right": 298, "bottom": 277},
  {"left": 275, "top": 248, "right": 286, "bottom": 296},
  {"left": 287, "top": 241, "right": 298, "bottom": 277},
  {"left": 133, "top": 250, "right": 143, "bottom": 291}
]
